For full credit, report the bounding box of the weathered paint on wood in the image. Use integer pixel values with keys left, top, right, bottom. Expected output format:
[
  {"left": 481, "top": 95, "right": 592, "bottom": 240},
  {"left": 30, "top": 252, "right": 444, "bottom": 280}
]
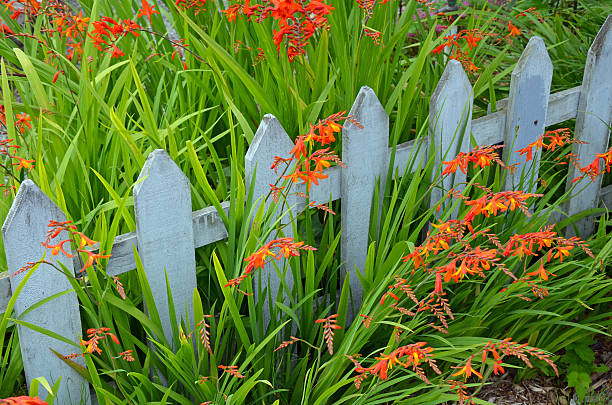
[
  {"left": 341, "top": 86, "right": 388, "bottom": 317},
  {"left": 1, "top": 180, "right": 91, "bottom": 405},
  {"left": 133, "top": 150, "right": 197, "bottom": 345},
  {"left": 565, "top": 15, "right": 612, "bottom": 237},
  {"left": 429, "top": 60, "right": 473, "bottom": 216},
  {"left": 502, "top": 36, "right": 553, "bottom": 193},
  {"left": 245, "top": 115, "right": 297, "bottom": 327}
]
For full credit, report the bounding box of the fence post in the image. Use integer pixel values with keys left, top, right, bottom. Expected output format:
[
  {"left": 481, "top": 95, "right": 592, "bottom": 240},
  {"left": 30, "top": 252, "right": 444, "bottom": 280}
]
[
  {"left": 133, "top": 149, "right": 197, "bottom": 346},
  {"left": 341, "top": 86, "right": 388, "bottom": 318},
  {"left": 565, "top": 15, "right": 612, "bottom": 237},
  {"left": 502, "top": 36, "right": 553, "bottom": 193},
  {"left": 429, "top": 60, "right": 473, "bottom": 217},
  {"left": 245, "top": 114, "right": 297, "bottom": 328},
  {"left": 2, "top": 180, "right": 91, "bottom": 405}
]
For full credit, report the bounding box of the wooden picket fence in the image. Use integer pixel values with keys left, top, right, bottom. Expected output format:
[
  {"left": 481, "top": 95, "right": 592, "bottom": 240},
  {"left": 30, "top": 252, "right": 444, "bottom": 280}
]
[{"left": 0, "top": 16, "right": 611, "bottom": 405}]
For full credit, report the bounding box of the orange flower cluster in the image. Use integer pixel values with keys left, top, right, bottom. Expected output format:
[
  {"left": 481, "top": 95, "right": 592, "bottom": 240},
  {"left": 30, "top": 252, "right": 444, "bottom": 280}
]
[
  {"left": 439, "top": 246, "right": 498, "bottom": 283},
  {"left": 175, "top": 0, "right": 207, "bottom": 14},
  {"left": 270, "top": 112, "right": 356, "bottom": 210},
  {"left": 448, "top": 338, "right": 557, "bottom": 404},
  {"left": 116, "top": 349, "right": 135, "bottom": 362},
  {"left": 462, "top": 190, "right": 541, "bottom": 223},
  {"left": 577, "top": 146, "right": 612, "bottom": 182},
  {"left": 356, "top": 0, "right": 389, "bottom": 45},
  {"left": 222, "top": 0, "right": 334, "bottom": 61},
  {"left": 0, "top": 397, "right": 47, "bottom": 405},
  {"left": 352, "top": 342, "right": 441, "bottom": 388},
  {"left": 431, "top": 29, "right": 484, "bottom": 72},
  {"left": 379, "top": 276, "right": 453, "bottom": 333},
  {"left": 197, "top": 315, "right": 214, "bottom": 355},
  {"left": 502, "top": 226, "right": 593, "bottom": 287},
  {"left": 39, "top": 220, "right": 111, "bottom": 274},
  {"left": 64, "top": 327, "right": 125, "bottom": 360},
  {"left": 1, "top": 0, "right": 42, "bottom": 20},
  {"left": 0, "top": 1, "right": 174, "bottom": 64},
  {"left": 218, "top": 365, "right": 245, "bottom": 379},
  {"left": 87, "top": 17, "right": 141, "bottom": 59},
  {"left": 516, "top": 128, "right": 578, "bottom": 162},
  {"left": 274, "top": 335, "right": 300, "bottom": 352},
  {"left": 315, "top": 314, "right": 341, "bottom": 355},
  {"left": 0, "top": 107, "right": 36, "bottom": 187},
  {"left": 225, "top": 237, "right": 315, "bottom": 294},
  {"left": 441, "top": 144, "right": 504, "bottom": 176}
]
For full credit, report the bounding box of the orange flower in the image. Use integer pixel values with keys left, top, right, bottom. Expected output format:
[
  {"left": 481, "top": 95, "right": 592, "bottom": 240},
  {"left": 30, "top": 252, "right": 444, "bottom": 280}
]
[
  {"left": 15, "top": 113, "right": 32, "bottom": 133},
  {"left": 11, "top": 156, "right": 35, "bottom": 172},
  {"left": 0, "top": 396, "right": 48, "bottom": 405},
  {"left": 78, "top": 249, "right": 111, "bottom": 273},
  {"left": 452, "top": 356, "right": 483, "bottom": 380},
  {"left": 553, "top": 245, "right": 572, "bottom": 262},
  {"left": 218, "top": 365, "right": 245, "bottom": 378},
  {"left": 507, "top": 21, "right": 521, "bottom": 37},
  {"left": 596, "top": 147, "right": 612, "bottom": 173},
  {"left": 137, "top": 0, "right": 160, "bottom": 24},
  {"left": 354, "top": 342, "right": 438, "bottom": 384},
  {"left": 41, "top": 239, "right": 73, "bottom": 257},
  {"left": 526, "top": 260, "right": 555, "bottom": 281},
  {"left": 76, "top": 232, "right": 97, "bottom": 249},
  {"left": 315, "top": 314, "right": 342, "bottom": 355}
]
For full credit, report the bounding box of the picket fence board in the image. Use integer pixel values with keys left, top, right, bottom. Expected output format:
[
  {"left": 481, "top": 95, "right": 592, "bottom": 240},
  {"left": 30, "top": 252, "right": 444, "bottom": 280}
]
[
  {"left": 341, "top": 86, "right": 389, "bottom": 316},
  {"left": 502, "top": 36, "right": 553, "bottom": 193},
  {"left": 429, "top": 60, "right": 473, "bottom": 215},
  {"left": 1, "top": 180, "right": 91, "bottom": 405},
  {"left": 245, "top": 114, "right": 297, "bottom": 326},
  {"left": 566, "top": 15, "right": 612, "bottom": 236},
  {"left": 133, "top": 149, "right": 197, "bottom": 344}
]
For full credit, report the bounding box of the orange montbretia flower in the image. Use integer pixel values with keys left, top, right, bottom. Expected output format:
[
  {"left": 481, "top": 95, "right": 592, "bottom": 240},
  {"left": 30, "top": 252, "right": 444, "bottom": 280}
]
[
  {"left": 137, "top": 0, "right": 160, "bottom": 24},
  {"left": 218, "top": 365, "right": 245, "bottom": 379},
  {"left": 0, "top": 397, "right": 48, "bottom": 405},
  {"left": 526, "top": 259, "right": 555, "bottom": 281},
  {"left": 354, "top": 342, "right": 439, "bottom": 384},
  {"left": 315, "top": 314, "right": 342, "bottom": 355},
  {"left": 11, "top": 156, "right": 35, "bottom": 172},
  {"left": 41, "top": 239, "right": 73, "bottom": 257},
  {"left": 225, "top": 238, "right": 315, "bottom": 290},
  {"left": 442, "top": 145, "right": 503, "bottom": 176},
  {"left": 452, "top": 356, "right": 482, "bottom": 380},
  {"left": 507, "top": 21, "right": 521, "bottom": 37}
]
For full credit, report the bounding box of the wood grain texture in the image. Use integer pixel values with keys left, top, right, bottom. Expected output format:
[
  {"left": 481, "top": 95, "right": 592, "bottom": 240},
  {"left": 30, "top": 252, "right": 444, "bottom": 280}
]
[
  {"left": 429, "top": 60, "right": 473, "bottom": 217},
  {"left": 134, "top": 150, "right": 197, "bottom": 345},
  {"left": 245, "top": 115, "right": 296, "bottom": 327},
  {"left": 1, "top": 180, "right": 91, "bottom": 405},
  {"left": 502, "top": 36, "right": 553, "bottom": 193},
  {"left": 341, "top": 86, "right": 389, "bottom": 317},
  {"left": 565, "top": 15, "right": 612, "bottom": 237}
]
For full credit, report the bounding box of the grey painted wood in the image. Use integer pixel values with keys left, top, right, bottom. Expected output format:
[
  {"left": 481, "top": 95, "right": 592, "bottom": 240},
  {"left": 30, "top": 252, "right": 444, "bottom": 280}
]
[
  {"left": 565, "top": 15, "right": 612, "bottom": 237},
  {"left": 1, "top": 180, "right": 91, "bottom": 405},
  {"left": 245, "top": 115, "right": 297, "bottom": 327},
  {"left": 133, "top": 150, "right": 197, "bottom": 345},
  {"left": 502, "top": 36, "right": 553, "bottom": 193},
  {"left": 488, "top": 86, "right": 580, "bottom": 127},
  {"left": 341, "top": 86, "right": 388, "bottom": 317},
  {"left": 429, "top": 60, "right": 473, "bottom": 217}
]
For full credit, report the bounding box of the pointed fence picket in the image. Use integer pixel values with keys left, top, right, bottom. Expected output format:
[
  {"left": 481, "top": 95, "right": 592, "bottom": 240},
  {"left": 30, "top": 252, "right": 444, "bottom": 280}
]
[
  {"left": 0, "top": 16, "right": 611, "bottom": 405},
  {"left": 502, "top": 36, "right": 553, "bottom": 193},
  {"left": 429, "top": 59, "right": 473, "bottom": 218},
  {"left": 565, "top": 16, "right": 612, "bottom": 236}
]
